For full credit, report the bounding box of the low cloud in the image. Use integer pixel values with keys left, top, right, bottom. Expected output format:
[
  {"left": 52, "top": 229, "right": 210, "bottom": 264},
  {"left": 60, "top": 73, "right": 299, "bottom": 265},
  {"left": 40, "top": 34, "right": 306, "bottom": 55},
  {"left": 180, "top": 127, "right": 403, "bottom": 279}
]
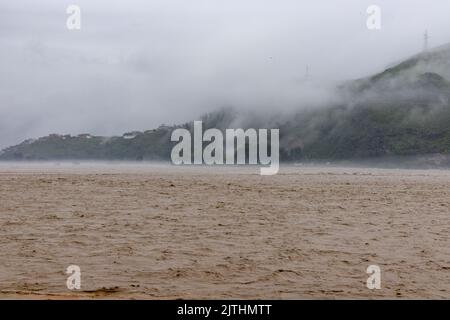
[{"left": 1, "top": 0, "right": 450, "bottom": 148}]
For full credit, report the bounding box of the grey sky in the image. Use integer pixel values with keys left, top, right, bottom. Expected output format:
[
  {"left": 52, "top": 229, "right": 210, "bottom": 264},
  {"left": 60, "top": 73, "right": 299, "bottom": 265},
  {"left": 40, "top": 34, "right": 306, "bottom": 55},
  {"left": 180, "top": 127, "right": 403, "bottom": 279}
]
[{"left": 1, "top": 0, "right": 450, "bottom": 148}]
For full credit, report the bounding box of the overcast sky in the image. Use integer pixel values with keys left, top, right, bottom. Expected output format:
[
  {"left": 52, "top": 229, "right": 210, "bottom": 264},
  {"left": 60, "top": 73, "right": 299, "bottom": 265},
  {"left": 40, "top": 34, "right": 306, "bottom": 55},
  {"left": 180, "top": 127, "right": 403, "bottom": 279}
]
[{"left": 1, "top": 0, "right": 450, "bottom": 148}]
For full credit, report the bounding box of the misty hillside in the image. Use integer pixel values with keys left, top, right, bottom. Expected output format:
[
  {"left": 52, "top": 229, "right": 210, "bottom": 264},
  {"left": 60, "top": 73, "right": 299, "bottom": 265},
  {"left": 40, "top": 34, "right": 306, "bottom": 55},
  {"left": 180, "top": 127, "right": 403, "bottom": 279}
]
[{"left": 2, "top": 45, "right": 450, "bottom": 165}]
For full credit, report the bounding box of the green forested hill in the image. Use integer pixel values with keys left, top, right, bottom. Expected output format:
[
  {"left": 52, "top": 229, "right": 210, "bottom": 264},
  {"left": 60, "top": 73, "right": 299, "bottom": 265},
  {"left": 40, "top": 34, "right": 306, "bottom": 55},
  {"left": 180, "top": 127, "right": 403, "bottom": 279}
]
[{"left": 2, "top": 45, "right": 450, "bottom": 164}]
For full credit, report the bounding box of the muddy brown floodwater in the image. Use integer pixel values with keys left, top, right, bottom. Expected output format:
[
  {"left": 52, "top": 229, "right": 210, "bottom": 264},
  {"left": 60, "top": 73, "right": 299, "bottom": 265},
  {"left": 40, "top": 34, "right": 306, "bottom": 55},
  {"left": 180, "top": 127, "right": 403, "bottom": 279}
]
[{"left": 0, "top": 163, "right": 449, "bottom": 299}]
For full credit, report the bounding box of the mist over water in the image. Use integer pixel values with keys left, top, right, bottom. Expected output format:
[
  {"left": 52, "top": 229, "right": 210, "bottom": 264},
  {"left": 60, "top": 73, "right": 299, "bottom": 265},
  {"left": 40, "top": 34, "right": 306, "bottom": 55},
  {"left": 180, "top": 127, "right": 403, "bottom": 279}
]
[{"left": 3, "top": 1, "right": 450, "bottom": 301}]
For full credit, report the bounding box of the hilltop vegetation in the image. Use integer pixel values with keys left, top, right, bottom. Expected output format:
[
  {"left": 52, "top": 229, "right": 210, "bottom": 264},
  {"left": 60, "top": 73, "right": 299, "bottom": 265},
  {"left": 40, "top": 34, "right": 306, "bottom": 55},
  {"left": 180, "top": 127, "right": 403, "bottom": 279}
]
[{"left": 2, "top": 45, "right": 450, "bottom": 164}]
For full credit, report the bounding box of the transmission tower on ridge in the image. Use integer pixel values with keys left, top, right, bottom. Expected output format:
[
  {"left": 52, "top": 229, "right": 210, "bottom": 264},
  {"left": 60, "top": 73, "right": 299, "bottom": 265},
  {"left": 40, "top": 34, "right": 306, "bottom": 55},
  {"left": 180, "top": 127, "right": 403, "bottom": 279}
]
[
  {"left": 423, "top": 30, "right": 429, "bottom": 52},
  {"left": 304, "top": 65, "right": 310, "bottom": 81}
]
